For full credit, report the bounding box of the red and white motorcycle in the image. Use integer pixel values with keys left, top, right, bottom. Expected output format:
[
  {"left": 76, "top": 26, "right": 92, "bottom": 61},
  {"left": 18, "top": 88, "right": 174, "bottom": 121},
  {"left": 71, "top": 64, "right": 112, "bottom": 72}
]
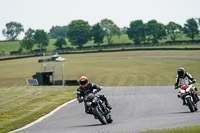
[{"left": 178, "top": 83, "right": 198, "bottom": 112}]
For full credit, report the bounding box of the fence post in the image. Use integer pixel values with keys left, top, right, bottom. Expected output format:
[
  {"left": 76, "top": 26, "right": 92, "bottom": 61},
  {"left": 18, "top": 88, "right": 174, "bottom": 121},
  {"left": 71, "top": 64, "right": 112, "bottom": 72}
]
[
  {"left": 62, "top": 64, "right": 65, "bottom": 86},
  {"left": 44, "top": 64, "right": 46, "bottom": 72},
  {"left": 52, "top": 64, "right": 55, "bottom": 85}
]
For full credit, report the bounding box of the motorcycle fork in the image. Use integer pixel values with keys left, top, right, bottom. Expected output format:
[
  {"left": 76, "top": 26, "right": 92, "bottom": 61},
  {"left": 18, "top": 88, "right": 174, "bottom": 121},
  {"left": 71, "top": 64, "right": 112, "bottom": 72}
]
[
  {"left": 98, "top": 104, "right": 106, "bottom": 116},
  {"left": 101, "top": 102, "right": 110, "bottom": 115}
]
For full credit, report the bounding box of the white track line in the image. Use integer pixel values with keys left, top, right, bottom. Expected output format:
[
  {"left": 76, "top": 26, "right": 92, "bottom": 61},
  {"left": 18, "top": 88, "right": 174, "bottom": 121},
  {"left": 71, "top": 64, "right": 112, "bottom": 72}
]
[{"left": 9, "top": 99, "right": 76, "bottom": 133}]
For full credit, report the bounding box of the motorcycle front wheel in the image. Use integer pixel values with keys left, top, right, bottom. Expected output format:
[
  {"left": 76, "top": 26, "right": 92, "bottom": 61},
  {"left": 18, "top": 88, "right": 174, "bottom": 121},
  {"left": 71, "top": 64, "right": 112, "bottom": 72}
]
[
  {"left": 93, "top": 107, "right": 107, "bottom": 125},
  {"left": 186, "top": 97, "right": 195, "bottom": 112}
]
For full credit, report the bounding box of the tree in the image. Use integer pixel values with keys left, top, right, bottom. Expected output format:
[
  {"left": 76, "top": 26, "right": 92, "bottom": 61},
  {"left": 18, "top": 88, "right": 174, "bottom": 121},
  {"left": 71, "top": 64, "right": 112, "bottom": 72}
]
[
  {"left": 49, "top": 26, "right": 67, "bottom": 39},
  {"left": 20, "top": 28, "right": 35, "bottom": 52},
  {"left": 127, "top": 20, "right": 145, "bottom": 45},
  {"left": 34, "top": 30, "right": 49, "bottom": 54},
  {"left": 121, "top": 27, "right": 128, "bottom": 35},
  {"left": 2, "top": 21, "right": 24, "bottom": 40},
  {"left": 166, "top": 22, "right": 182, "bottom": 42},
  {"left": 100, "top": 19, "right": 121, "bottom": 44},
  {"left": 145, "top": 20, "right": 166, "bottom": 43},
  {"left": 92, "top": 23, "right": 105, "bottom": 47},
  {"left": 183, "top": 18, "right": 199, "bottom": 41},
  {"left": 54, "top": 37, "right": 67, "bottom": 50},
  {"left": 67, "top": 20, "right": 92, "bottom": 48}
]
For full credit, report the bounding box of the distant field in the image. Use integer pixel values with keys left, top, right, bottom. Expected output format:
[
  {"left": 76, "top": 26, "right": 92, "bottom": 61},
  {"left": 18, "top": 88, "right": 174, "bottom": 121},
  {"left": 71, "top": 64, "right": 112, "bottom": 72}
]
[
  {"left": 0, "top": 35, "right": 132, "bottom": 54},
  {"left": 1, "top": 34, "right": 200, "bottom": 55},
  {"left": 0, "top": 50, "right": 200, "bottom": 132},
  {"left": 0, "top": 41, "right": 20, "bottom": 54},
  {"left": 1, "top": 50, "right": 200, "bottom": 87}
]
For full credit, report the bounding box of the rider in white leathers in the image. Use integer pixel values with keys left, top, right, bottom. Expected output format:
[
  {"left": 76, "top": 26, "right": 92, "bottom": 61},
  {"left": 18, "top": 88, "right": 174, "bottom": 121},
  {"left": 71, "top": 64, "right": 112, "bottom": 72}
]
[{"left": 174, "top": 67, "right": 199, "bottom": 105}]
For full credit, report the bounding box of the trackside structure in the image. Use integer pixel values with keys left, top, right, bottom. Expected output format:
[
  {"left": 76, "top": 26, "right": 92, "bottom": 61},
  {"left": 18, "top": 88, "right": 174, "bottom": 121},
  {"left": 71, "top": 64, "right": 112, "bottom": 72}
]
[
  {"left": 43, "top": 64, "right": 65, "bottom": 86},
  {"left": 32, "top": 64, "right": 65, "bottom": 86}
]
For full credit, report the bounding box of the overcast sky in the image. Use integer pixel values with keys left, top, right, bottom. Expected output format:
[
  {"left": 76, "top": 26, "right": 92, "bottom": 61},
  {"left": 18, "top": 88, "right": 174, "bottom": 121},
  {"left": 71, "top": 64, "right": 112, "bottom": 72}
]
[{"left": 0, "top": 0, "right": 199, "bottom": 40}]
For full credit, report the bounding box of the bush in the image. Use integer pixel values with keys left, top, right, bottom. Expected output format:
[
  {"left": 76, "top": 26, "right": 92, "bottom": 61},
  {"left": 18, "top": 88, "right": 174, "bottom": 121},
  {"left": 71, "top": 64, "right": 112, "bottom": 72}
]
[{"left": 10, "top": 51, "right": 21, "bottom": 55}]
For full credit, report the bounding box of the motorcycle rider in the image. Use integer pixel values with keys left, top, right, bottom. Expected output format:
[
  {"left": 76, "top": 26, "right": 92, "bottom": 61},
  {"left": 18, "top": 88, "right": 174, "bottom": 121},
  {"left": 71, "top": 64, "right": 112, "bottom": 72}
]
[
  {"left": 174, "top": 67, "right": 199, "bottom": 105},
  {"left": 77, "top": 76, "right": 112, "bottom": 114}
]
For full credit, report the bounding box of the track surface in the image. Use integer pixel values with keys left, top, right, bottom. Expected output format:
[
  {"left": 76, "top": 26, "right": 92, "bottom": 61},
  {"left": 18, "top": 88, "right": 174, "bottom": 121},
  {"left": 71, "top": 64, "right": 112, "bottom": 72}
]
[{"left": 14, "top": 86, "right": 200, "bottom": 133}]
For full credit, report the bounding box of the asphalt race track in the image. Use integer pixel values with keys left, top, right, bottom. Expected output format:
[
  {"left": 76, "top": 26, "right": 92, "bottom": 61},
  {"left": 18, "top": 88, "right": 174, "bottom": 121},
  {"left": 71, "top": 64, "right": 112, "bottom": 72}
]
[{"left": 13, "top": 86, "right": 200, "bottom": 133}]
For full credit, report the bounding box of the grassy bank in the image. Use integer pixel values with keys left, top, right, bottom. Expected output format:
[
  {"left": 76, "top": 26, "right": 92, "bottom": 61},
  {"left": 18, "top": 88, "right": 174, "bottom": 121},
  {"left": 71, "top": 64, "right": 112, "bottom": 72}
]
[{"left": 0, "top": 50, "right": 200, "bottom": 132}]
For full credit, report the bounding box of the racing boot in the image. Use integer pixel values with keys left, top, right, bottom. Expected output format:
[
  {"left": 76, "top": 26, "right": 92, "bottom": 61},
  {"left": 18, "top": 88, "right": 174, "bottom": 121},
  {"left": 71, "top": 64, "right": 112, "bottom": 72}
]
[
  {"left": 104, "top": 98, "right": 112, "bottom": 110},
  {"left": 94, "top": 115, "right": 98, "bottom": 119},
  {"left": 192, "top": 92, "right": 199, "bottom": 103},
  {"left": 86, "top": 110, "right": 92, "bottom": 115},
  {"left": 101, "top": 95, "right": 112, "bottom": 110},
  {"left": 105, "top": 99, "right": 112, "bottom": 110},
  {"left": 85, "top": 106, "right": 92, "bottom": 114},
  {"left": 194, "top": 93, "right": 200, "bottom": 102},
  {"left": 106, "top": 102, "right": 112, "bottom": 110}
]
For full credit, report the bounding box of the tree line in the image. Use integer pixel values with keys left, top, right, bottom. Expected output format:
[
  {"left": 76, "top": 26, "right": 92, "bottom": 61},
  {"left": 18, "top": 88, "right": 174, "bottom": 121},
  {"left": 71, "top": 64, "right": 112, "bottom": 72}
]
[{"left": 1, "top": 18, "right": 200, "bottom": 54}]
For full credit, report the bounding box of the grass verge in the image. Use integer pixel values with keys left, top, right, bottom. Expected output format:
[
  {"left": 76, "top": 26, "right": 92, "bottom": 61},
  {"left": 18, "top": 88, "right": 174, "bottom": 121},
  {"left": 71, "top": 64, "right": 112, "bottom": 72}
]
[
  {"left": 139, "top": 125, "right": 200, "bottom": 133},
  {"left": 0, "top": 86, "right": 76, "bottom": 133}
]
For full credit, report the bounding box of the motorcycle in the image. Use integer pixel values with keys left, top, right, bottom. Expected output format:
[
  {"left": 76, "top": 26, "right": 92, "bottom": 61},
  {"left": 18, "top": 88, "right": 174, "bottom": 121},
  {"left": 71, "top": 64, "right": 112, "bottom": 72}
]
[
  {"left": 178, "top": 83, "right": 198, "bottom": 112},
  {"left": 84, "top": 91, "right": 113, "bottom": 125}
]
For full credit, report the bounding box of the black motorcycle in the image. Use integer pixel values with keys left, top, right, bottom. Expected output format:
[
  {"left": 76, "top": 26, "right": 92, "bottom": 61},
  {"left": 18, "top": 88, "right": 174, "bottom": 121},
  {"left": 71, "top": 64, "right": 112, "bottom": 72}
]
[{"left": 84, "top": 92, "right": 113, "bottom": 125}]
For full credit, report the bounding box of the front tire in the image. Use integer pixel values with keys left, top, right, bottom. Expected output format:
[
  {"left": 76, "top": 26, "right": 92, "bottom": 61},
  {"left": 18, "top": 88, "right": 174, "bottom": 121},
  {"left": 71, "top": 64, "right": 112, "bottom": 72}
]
[
  {"left": 186, "top": 97, "right": 195, "bottom": 112},
  {"left": 93, "top": 107, "right": 107, "bottom": 125}
]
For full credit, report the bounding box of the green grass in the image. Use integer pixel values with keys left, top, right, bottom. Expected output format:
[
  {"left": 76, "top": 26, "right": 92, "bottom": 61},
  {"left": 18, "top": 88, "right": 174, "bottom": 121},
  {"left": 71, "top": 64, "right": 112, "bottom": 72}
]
[
  {"left": 0, "top": 86, "right": 76, "bottom": 133},
  {"left": 160, "top": 32, "right": 200, "bottom": 43},
  {"left": 0, "top": 50, "right": 200, "bottom": 132},
  {"left": 1, "top": 50, "right": 200, "bottom": 87},
  {"left": 139, "top": 125, "right": 200, "bottom": 133},
  {"left": 0, "top": 41, "right": 20, "bottom": 54}
]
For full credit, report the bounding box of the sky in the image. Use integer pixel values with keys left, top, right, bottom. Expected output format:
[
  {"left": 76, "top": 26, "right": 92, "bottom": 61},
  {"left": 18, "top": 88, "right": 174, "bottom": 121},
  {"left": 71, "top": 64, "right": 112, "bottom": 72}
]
[{"left": 0, "top": 0, "right": 200, "bottom": 40}]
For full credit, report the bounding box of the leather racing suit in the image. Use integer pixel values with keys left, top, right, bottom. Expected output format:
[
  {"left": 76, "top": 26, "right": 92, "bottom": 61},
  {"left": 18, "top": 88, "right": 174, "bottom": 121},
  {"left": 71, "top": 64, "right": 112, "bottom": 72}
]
[
  {"left": 77, "top": 83, "right": 112, "bottom": 114},
  {"left": 174, "top": 72, "right": 199, "bottom": 103}
]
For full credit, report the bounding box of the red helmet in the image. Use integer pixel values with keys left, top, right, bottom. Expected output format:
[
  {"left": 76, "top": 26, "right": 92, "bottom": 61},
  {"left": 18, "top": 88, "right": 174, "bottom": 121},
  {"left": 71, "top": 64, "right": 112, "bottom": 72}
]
[{"left": 79, "top": 76, "right": 88, "bottom": 88}]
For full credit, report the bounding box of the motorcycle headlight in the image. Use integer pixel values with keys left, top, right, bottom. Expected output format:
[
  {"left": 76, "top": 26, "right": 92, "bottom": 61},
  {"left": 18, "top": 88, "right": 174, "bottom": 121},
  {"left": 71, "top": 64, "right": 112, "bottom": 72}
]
[
  {"left": 180, "top": 90, "right": 185, "bottom": 93},
  {"left": 86, "top": 102, "right": 92, "bottom": 106},
  {"left": 186, "top": 87, "right": 190, "bottom": 92},
  {"left": 92, "top": 97, "right": 98, "bottom": 103}
]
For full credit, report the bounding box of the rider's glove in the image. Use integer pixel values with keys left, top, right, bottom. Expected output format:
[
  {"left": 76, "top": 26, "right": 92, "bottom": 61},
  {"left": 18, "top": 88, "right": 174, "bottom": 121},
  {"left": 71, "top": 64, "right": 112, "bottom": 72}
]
[
  {"left": 174, "top": 85, "right": 179, "bottom": 89},
  {"left": 79, "top": 99, "right": 83, "bottom": 103},
  {"left": 192, "top": 79, "right": 196, "bottom": 84},
  {"left": 97, "top": 87, "right": 102, "bottom": 92},
  {"left": 77, "top": 97, "right": 83, "bottom": 103}
]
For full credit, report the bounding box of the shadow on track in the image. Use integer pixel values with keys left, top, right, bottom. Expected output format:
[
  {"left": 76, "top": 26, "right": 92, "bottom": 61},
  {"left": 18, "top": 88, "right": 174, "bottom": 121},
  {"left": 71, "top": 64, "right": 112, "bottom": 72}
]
[
  {"left": 168, "top": 111, "right": 199, "bottom": 115},
  {"left": 66, "top": 123, "right": 103, "bottom": 129}
]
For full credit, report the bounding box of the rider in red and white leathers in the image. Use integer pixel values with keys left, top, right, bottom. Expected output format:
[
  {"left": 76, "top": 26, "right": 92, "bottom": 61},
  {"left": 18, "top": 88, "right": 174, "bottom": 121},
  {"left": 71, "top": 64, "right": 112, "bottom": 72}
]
[{"left": 174, "top": 67, "right": 199, "bottom": 104}]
